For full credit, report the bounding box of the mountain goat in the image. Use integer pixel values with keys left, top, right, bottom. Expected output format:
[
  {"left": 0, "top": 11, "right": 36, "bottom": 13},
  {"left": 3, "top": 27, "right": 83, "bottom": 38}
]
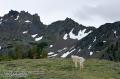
[{"left": 71, "top": 55, "right": 85, "bottom": 69}]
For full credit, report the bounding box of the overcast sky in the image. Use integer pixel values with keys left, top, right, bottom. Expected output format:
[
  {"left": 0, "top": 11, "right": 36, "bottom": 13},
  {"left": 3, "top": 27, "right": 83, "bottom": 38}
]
[{"left": 0, "top": 0, "right": 120, "bottom": 27}]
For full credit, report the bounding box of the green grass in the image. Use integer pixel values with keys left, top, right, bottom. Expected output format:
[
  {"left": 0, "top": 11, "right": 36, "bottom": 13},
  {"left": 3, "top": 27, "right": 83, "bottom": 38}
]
[{"left": 0, "top": 58, "right": 120, "bottom": 79}]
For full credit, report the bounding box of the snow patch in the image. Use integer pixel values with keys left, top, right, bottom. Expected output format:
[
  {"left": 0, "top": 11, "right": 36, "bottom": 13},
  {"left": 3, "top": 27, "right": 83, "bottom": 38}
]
[
  {"left": 0, "top": 46, "right": 1, "bottom": 50},
  {"left": 69, "top": 28, "right": 92, "bottom": 40},
  {"left": 35, "top": 36, "right": 43, "bottom": 41},
  {"left": 22, "top": 31, "right": 28, "bottom": 34},
  {"left": 113, "top": 30, "right": 117, "bottom": 34},
  {"left": 31, "top": 34, "right": 38, "bottom": 38},
  {"left": 103, "top": 41, "right": 107, "bottom": 43},
  {"left": 58, "top": 48, "right": 67, "bottom": 52},
  {"left": 88, "top": 45, "right": 92, "bottom": 49},
  {"left": 93, "top": 37, "right": 96, "bottom": 42},
  {"left": 78, "top": 49, "right": 81, "bottom": 53},
  {"left": 0, "top": 18, "right": 3, "bottom": 21},
  {"left": 25, "top": 20, "right": 31, "bottom": 23},
  {"left": 49, "top": 45, "right": 53, "bottom": 48},
  {"left": 63, "top": 33, "right": 68, "bottom": 40},
  {"left": 48, "top": 52, "right": 54, "bottom": 55},
  {"left": 48, "top": 54, "right": 58, "bottom": 57},
  {"left": 90, "top": 52, "right": 93, "bottom": 56},
  {"left": 70, "top": 46, "right": 74, "bottom": 50},
  {"left": 61, "top": 49, "right": 76, "bottom": 58},
  {"left": 113, "top": 30, "right": 118, "bottom": 38},
  {"left": 78, "top": 49, "right": 81, "bottom": 52},
  {"left": 15, "top": 15, "right": 19, "bottom": 20},
  {"left": 63, "top": 48, "right": 67, "bottom": 50}
]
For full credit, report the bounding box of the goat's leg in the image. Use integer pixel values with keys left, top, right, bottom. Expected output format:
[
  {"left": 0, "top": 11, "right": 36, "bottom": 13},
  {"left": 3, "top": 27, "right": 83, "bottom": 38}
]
[
  {"left": 80, "top": 62, "right": 84, "bottom": 70},
  {"left": 81, "top": 63, "right": 84, "bottom": 69},
  {"left": 75, "top": 61, "right": 78, "bottom": 68}
]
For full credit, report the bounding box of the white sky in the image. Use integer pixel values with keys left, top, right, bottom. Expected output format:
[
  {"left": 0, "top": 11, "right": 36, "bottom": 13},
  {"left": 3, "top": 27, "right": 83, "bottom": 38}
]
[{"left": 0, "top": 0, "right": 120, "bottom": 27}]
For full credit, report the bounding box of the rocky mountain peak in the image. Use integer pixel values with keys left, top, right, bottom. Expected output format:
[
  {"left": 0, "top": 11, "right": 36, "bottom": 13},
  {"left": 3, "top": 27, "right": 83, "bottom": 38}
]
[{"left": 2, "top": 10, "right": 120, "bottom": 61}]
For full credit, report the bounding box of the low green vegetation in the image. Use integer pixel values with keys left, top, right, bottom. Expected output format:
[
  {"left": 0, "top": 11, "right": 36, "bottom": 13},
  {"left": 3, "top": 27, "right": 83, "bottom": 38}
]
[
  {"left": 101, "top": 41, "right": 120, "bottom": 61},
  {"left": 0, "top": 58, "right": 120, "bottom": 79},
  {"left": 0, "top": 41, "right": 48, "bottom": 61}
]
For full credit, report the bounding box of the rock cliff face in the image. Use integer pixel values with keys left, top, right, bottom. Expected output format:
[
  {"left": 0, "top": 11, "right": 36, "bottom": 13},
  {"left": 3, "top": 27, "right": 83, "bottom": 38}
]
[
  {"left": 75, "top": 22, "right": 120, "bottom": 61},
  {"left": 1, "top": 10, "right": 120, "bottom": 61}
]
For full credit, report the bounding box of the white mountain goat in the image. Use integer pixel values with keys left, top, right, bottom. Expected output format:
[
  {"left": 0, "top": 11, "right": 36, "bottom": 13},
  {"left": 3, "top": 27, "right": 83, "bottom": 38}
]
[{"left": 71, "top": 55, "right": 85, "bottom": 69}]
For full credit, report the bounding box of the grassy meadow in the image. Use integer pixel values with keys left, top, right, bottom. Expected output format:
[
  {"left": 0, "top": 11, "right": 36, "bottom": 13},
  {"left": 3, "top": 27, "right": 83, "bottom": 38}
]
[{"left": 0, "top": 58, "right": 120, "bottom": 79}]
